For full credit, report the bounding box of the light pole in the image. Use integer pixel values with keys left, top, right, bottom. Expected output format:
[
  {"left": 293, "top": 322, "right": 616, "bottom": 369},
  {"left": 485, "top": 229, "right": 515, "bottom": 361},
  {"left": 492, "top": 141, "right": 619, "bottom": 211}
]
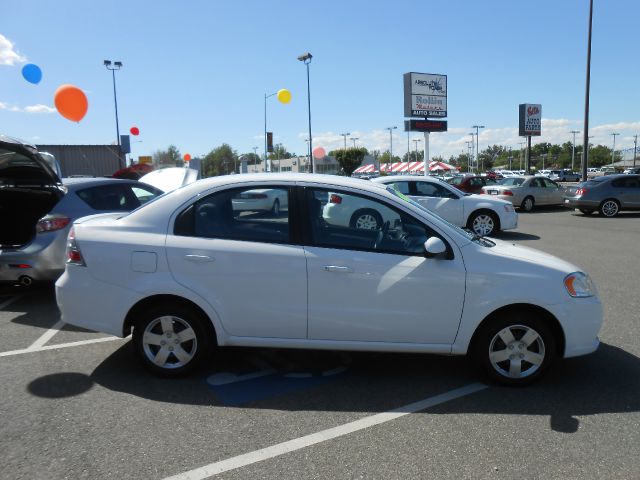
[
  {"left": 465, "top": 141, "right": 473, "bottom": 172},
  {"left": 386, "top": 126, "right": 397, "bottom": 163},
  {"left": 264, "top": 92, "right": 277, "bottom": 172},
  {"left": 297, "top": 52, "right": 313, "bottom": 173},
  {"left": 340, "top": 133, "right": 350, "bottom": 150},
  {"left": 518, "top": 141, "right": 526, "bottom": 171},
  {"left": 104, "top": 60, "right": 123, "bottom": 168},
  {"left": 350, "top": 137, "right": 359, "bottom": 148},
  {"left": 611, "top": 132, "right": 620, "bottom": 167},
  {"left": 472, "top": 125, "right": 485, "bottom": 171},
  {"left": 252, "top": 146, "right": 258, "bottom": 172},
  {"left": 581, "top": 0, "right": 594, "bottom": 181},
  {"left": 570, "top": 130, "right": 580, "bottom": 171},
  {"left": 468, "top": 132, "right": 477, "bottom": 172},
  {"left": 633, "top": 134, "right": 638, "bottom": 167},
  {"left": 304, "top": 138, "right": 310, "bottom": 172},
  {"left": 413, "top": 139, "right": 421, "bottom": 162}
]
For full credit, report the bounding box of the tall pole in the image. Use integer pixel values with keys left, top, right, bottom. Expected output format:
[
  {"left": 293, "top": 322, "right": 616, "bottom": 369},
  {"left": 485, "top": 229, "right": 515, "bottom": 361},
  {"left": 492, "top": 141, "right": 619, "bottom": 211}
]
[
  {"left": 340, "top": 133, "right": 350, "bottom": 150},
  {"left": 413, "top": 138, "right": 421, "bottom": 162},
  {"left": 423, "top": 132, "right": 430, "bottom": 176},
  {"left": 518, "top": 141, "right": 526, "bottom": 171},
  {"left": 472, "top": 125, "right": 485, "bottom": 171},
  {"left": 104, "top": 60, "right": 123, "bottom": 168},
  {"left": 634, "top": 134, "right": 638, "bottom": 167},
  {"left": 610, "top": 132, "right": 620, "bottom": 167},
  {"left": 407, "top": 131, "right": 410, "bottom": 164},
  {"left": 305, "top": 61, "right": 313, "bottom": 173},
  {"left": 252, "top": 146, "right": 258, "bottom": 172},
  {"left": 386, "top": 126, "right": 397, "bottom": 162},
  {"left": 468, "top": 133, "right": 476, "bottom": 172},
  {"left": 570, "top": 130, "right": 580, "bottom": 171},
  {"left": 582, "top": 0, "right": 594, "bottom": 181},
  {"left": 351, "top": 137, "right": 359, "bottom": 148},
  {"left": 526, "top": 136, "right": 532, "bottom": 174}
]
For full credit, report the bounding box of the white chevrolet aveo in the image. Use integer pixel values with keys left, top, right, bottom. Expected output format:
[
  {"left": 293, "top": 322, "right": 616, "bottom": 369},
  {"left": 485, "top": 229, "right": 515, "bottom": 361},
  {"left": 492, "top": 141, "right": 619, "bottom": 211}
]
[{"left": 55, "top": 174, "right": 602, "bottom": 386}]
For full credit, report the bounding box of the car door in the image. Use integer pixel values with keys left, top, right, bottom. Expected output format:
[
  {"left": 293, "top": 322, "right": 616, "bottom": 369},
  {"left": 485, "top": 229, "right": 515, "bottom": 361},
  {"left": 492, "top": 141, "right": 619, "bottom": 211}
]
[
  {"left": 612, "top": 176, "right": 640, "bottom": 208},
  {"left": 527, "top": 177, "right": 548, "bottom": 205},
  {"left": 410, "top": 180, "right": 465, "bottom": 226},
  {"left": 304, "top": 187, "right": 466, "bottom": 344},
  {"left": 165, "top": 184, "right": 308, "bottom": 339},
  {"left": 541, "top": 178, "right": 564, "bottom": 204}
]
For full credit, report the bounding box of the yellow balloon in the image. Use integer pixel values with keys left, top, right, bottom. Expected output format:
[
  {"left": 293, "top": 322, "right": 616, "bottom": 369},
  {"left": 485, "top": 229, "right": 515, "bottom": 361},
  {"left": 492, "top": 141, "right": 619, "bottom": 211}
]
[{"left": 277, "top": 88, "right": 291, "bottom": 104}]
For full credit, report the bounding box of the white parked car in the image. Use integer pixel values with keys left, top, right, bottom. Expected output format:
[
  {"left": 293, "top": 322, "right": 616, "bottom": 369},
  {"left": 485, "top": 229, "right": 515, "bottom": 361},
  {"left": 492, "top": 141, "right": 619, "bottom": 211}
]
[
  {"left": 371, "top": 175, "right": 517, "bottom": 237},
  {"left": 56, "top": 173, "right": 602, "bottom": 386},
  {"left": 232, "top": 188, "right": 288, "bottom": 215}
]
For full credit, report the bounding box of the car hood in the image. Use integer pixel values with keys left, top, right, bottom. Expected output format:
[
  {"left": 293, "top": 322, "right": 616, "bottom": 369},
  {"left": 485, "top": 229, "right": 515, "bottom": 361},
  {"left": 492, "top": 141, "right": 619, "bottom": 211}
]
[
  {"left": 138, "top": 167, "right": 199, "bottom": 193},
  {"left": 0, "top": 136, "right": 62, "bottom": 186},
  {"left": 487, "top": 238, "right": 580, "bottom": 274}
]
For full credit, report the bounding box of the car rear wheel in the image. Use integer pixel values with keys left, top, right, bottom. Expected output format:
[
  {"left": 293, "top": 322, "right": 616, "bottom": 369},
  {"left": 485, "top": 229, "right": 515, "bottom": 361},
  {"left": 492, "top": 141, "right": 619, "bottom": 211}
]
[
  {"left": 133, "top": 303, "right": 211, "bottom": 377},
  {"left": 350, "top": 209, "right": 382, "bottom": 230},
  {"left": 521, "top": 196, "right": 535, "bottom": 212},
  {"left": 271, "top": 199, "right": 280, "bottom": 215},
  {"left": 474, "top": 313, "right": 556, "bottom": 386},
  {"left": 599, "top": 199, "right": 619, "bottom": 217},
  {"left": 468, "top": 211, "right": 498, "bottom": 237}
]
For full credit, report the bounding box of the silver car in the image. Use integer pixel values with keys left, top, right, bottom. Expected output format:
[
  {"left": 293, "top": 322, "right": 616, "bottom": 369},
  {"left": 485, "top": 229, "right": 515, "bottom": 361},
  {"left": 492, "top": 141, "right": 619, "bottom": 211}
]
[
  {"left": 563, "top": 174, "right": 640, "bottom": 217},
  {"left": 0, "top": 136, "right": 163, "bottom": 285},
  {"left": 480, "top": 176, "right": 565, "bottom": 212}
]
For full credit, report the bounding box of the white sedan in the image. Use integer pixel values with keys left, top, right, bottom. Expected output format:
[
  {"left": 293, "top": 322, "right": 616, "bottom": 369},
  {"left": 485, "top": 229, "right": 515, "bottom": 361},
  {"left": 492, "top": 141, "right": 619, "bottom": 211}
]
[
  {"left": 371, "top": 175, "right": 517, "bottom": 237},
  {"left": 56, "top": 173, "right": 601, "bottom": 386}
]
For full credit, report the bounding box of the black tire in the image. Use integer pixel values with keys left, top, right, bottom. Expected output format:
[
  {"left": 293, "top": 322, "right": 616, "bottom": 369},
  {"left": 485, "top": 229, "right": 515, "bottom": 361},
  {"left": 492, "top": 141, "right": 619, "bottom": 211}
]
[
  {"left": 599, "top": 199, "right": 620, "bottom": 217},
  {"left": 579, "top": 209, "right": 594, "bottom": 215},
  {"left": 349, "top": 209, "right": 383, "bottom": 230},
  {"left": 132, "top": 302, "right": 212, "bottom": 377},
  {"left": 467, "top": 211, "right": 499, "bottom": 237},
  {"left": 473, "top": 312, "right": 556, "bottom": 386},
  {"left": 521, "top": 196, "right": 535, "bottom": 212},
  {"left": 271, "top": 199, "right": 280, "bottom": 215}
]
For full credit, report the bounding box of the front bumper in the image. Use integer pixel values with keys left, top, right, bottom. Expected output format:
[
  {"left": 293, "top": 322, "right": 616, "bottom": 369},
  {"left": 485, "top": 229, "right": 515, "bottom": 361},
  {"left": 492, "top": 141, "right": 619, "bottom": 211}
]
[
  {"left": 546, "top": 296, "right": 603, "bottom": 358},
  {"left": 499, "top": 210, "right": 518, "bottom": 231}
]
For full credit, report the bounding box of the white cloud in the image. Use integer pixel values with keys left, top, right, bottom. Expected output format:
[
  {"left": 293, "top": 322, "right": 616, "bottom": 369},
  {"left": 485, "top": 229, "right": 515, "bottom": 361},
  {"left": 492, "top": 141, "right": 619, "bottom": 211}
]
[
  {"left": 0, "top": 34, "right": 25, "bottom": 66},
  {"left": 0, "top": 101, "right": 56, "bottom": 114}
]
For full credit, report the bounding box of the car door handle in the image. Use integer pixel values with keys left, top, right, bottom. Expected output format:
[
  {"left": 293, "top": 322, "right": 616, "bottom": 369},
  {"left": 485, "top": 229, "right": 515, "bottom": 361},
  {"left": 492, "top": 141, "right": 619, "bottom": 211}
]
[
  {"left": 323, "top": 265, "right": 353, "bottom": 273},
  {"left": 184, "top": 254, "right": 215, "bottom": 263}
]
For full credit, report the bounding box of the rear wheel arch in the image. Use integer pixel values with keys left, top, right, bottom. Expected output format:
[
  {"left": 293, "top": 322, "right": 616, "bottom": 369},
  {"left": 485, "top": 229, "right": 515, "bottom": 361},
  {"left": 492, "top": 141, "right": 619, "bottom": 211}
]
[
  {"left": 468, "top": 303, "right": 565, "bottom": 359},
  {"left": 123, "top": 294, "right": 218, "bottom": 344}
]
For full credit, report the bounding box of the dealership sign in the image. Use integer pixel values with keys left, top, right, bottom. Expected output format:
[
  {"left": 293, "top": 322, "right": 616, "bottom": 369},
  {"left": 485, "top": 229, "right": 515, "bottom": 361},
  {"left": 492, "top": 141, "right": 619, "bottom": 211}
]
[
  {"left": 404, "top": 72, "right": 447, "bottom": 118},
  {"left": 404, "top": 119, "right": 448, "bottom": 133},
  {"left": 519, "top": 104, "right": 542, "bottom": 136}
]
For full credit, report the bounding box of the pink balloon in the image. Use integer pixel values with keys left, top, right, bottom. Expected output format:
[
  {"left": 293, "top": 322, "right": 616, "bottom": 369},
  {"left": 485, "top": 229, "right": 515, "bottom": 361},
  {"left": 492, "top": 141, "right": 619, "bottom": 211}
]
[{"left": 312, "top": 147, "right": 326, "bottom": 159}]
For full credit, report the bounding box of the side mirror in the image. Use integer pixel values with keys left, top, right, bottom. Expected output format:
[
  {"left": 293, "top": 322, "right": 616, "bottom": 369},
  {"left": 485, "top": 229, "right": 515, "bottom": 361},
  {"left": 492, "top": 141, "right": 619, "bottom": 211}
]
[{"left": 424, "top": 237, "right": 447, "bottom": 258}]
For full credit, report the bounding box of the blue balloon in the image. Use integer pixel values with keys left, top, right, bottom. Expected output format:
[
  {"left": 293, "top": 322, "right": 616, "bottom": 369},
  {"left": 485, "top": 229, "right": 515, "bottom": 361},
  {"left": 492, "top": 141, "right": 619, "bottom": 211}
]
[{"left": 22, "top": 64, "right": 42, "bottom": 84}]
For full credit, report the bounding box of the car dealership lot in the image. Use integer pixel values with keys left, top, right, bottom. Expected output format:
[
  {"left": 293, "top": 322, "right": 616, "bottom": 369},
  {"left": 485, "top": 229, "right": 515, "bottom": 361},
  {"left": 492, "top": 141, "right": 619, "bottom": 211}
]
[{"left": 1, "top": 208, "right": 639, "bottom": 480}]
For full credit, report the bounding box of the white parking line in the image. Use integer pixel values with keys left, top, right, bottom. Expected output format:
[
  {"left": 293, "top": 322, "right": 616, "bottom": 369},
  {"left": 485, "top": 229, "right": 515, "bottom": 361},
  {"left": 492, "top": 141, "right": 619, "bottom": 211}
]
[
  {"left": 163, "top": 382, "right": 488, "bottom": 480},
  {"left": 0, "top": 294, "right": 23, "bottom": 310},
  {"left": 0, "top": 336, "right": 123, "bottom": 358},
  {"left": 28, "top": 319, "right": 65, "bottom": 349}
]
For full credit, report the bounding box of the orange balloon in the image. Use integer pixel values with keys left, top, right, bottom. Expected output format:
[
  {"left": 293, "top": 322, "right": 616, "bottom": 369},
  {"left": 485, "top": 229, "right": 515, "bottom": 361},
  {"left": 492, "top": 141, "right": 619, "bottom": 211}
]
[
  {"left": 54, "top": 84, "right": 88, "bottom": 122},
  {"left": 184, "top": 153, "right": 192, "bottom": 161}
]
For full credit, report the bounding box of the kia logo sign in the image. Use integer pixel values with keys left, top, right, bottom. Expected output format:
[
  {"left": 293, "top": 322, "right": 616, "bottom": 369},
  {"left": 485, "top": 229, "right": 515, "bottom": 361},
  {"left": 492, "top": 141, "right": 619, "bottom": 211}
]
[{"left": 527, "top": 106, "right": 540, "bottom": 116}]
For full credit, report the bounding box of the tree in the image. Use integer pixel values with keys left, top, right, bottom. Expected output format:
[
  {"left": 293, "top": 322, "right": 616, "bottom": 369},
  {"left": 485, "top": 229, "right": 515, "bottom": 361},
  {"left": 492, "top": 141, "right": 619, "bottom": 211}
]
[
  {"left": 153, "top": 144, "right": 182, "bottom": 167},
  {"left": 377, "top": 151, "right": 400, "bottom": 164},
  {"left": 402, "top": 150, "right": 424, "bottom": 162},
  {"left": 334, "top": 147, "right": 367, "bottom": 176},
  {"left": 202, "top": 144, "right": 237, "bottom": 177},
  {"left": 267, "top": 144, "right": 292, "bottom": 160}
]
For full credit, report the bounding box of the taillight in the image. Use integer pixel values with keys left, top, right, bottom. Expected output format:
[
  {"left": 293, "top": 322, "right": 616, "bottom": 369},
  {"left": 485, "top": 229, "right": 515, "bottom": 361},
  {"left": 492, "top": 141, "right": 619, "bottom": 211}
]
[
  {"left": 36, "top": 215, "right": 71, "bottom": 233},
  {"left": 329, "top": 194, "right": 342, "bottom": 204},
  {"left": 502, "top": 190, "right": 514, "bottom": 196},
  {"left": 576, "top": 188, "right": 587, "bottom": 196},
  {"left": 66, "top": 227, "right": 85, "bottom": 266}
]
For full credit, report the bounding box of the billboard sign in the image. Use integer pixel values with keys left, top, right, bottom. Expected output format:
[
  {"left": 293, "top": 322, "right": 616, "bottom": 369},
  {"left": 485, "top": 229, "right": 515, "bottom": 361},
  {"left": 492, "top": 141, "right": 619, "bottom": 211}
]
[
  {"left": 404, "top": 72, "right": 447, "bottom": 118},
  {"left": 519, "top": 104, "right": 542, "bottom": 136},
  {"left": 404, "top": 119, "right": 448, "bottom": 133}
]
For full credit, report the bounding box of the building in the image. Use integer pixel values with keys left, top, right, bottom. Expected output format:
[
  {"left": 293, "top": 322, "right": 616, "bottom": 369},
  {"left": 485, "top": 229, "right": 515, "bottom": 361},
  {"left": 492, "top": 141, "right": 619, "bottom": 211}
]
[{"left": 36, "top": 144, "right": 124, "bottom": 177}]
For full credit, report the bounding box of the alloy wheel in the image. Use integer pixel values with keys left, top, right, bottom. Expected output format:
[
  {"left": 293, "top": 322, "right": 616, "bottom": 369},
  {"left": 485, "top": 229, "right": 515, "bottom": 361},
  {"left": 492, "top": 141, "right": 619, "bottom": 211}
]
[
  {"left": 488, "top": 324, "right": 546, "bottom": 379},
  {"left": 600, "top": 200, "right": 619, "bottom": 217},
  {"left": 142, "top": 315, "right": 198, "bottom": 369},
  {"left": 471, "top": 214, "right": 495, "bottom": 236},
  {"left": 355, "top": 214, "right": 379, "bottom": 230}
]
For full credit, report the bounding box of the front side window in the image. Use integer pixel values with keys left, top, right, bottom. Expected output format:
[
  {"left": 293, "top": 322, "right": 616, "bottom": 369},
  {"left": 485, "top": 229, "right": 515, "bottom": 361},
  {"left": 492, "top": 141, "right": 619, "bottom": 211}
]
[
  {"left": 308, "top": 188, "right": 434, "bottom": 255},
  {"left": 386, "top": 181, "right": 410, "bottom": 195},
  {"left": 177, "top": 186, "right": 290, "bottom": 244},
  {"left": 542, "top": 178, "right": 559, "bottom": 189},
  {"left": 414, "top": 181, "right": 457, "bottom": 198}
]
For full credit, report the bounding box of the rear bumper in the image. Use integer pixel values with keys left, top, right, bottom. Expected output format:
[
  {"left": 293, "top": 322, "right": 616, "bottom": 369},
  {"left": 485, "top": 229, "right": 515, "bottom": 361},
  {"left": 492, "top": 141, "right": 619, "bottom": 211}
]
[
  {"left": 562, "top": 197, "right": 599, "bottom": 209},
  {"left": 0, "top": 231, "right": 67, "bottom": 282}
]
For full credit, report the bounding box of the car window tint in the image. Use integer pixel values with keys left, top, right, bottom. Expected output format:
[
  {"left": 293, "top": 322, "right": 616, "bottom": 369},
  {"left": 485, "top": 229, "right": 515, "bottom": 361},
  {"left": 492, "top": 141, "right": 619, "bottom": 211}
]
[
  {"left": 308, "top": 188, "right": 434, "bottom": 255},
  {"left": 470, "top": 178, "right": 483, "bottom": 187},
  {"left": 415, "top": 181, "right": 455, "bottom": 198},
  {"left": 542, "top": 178, "right": 559, "bottom": 188},
  {"left": 388, "top": 181, "right": 410, "bottom": 195},
  {"left": 76, "top": 184, "right": 139, "bottom": 211},
  {"left": 529, "top": 178, "right": 542, "bottom": 187},
  {"left": 131, "top": 185, "right": 162, "bottom": 204},
  {"left": 190, "top": 186, "right": 290, "bottom": 243}
]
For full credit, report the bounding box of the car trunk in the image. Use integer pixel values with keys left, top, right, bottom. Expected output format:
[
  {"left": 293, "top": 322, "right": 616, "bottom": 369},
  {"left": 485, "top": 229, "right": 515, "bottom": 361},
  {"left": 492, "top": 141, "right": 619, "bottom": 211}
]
[{"left": 0, "top": 138, "right": 64, "bottom": 248}]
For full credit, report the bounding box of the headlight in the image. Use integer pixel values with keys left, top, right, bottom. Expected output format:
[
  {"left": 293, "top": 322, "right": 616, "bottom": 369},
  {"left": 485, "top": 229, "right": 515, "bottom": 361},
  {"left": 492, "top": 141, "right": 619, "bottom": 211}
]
[
  {"left": 564, "top": 272, "right": 596, "bottom": 298},
  {"left": 503, "top": 204, "right": 515, "bottom": 213}
]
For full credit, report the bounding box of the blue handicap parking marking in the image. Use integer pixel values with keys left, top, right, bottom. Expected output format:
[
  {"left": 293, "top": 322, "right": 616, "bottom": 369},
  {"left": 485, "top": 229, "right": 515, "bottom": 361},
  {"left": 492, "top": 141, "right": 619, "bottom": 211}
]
[{"left": 205, "top": 356, "right": 349, "bottom": 406}]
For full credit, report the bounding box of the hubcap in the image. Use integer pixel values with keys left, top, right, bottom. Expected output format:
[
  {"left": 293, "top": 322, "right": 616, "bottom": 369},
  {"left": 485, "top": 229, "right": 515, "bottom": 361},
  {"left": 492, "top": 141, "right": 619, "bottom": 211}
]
[
  {"left": 472, "top": 215, "right": 494, "bottom": 236},
  {"left": 524, "top": 198, "right": 533, "bottom": 211},
  {"left": 142, "top": 316, "right": 197, "bottom": 369},
  {"left": 602, "top": 201, "right": 618, "bottom": 216},
  {"left": 355, "top": 214, "right": 378, "bottom": 230},
  {"left": 488, "top": 325, "right": 545, "bottom": 379}
]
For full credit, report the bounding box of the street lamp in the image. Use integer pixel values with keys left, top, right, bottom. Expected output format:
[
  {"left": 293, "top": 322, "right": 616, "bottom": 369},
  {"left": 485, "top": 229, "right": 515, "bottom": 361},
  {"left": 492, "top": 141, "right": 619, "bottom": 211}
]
[
  {"left": 252, "top": 146, "right": 258, "bottom": 172},
  {"left": 413, "top": 139, "right": 421, "bottom": 162},
  {"left": 570, "top": 130, "right": 580, "bottom": 171},
  {"left": 472, "top": 125, "right": 485, "bottom": 171},
  {"left": 264, "top": 92, "right": 277, "bottom": 172},
  {"left": 340, "top": 133, "right": 350, "bottom": 150},
  {"left": 104, "top": 60, "right": 123, "bottom": 168},
  {"left": 350, "top": 137, "right": 359, "bottom": 148},
  {"left": 468, "top": 132, "right": 477, "bottom": 172},
  {"left": 465, "top": 141, "right": 473, "bottom": 171},
  {"left": 611, "top": 132, "right": 620, "bottom": 167},
  {"left": 297, "top": 52, "right": 313, "bottom": 173},
  {"left": 386, "top": 126, "right": 397, "bottom": 162}
]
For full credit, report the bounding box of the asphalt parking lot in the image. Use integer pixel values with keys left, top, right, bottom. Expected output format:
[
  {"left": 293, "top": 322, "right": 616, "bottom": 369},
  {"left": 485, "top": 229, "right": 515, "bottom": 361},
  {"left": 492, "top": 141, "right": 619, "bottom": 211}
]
[{"left": 1, "top": 207, "right": 639, "bottom": 480}]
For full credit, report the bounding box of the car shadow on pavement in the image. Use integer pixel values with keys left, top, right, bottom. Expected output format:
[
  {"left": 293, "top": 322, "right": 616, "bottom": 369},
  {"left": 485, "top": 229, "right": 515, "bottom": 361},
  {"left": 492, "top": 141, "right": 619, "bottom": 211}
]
[
  {"left": 26, "top": 342, "right": 640, "bottom": 434},
  {"left": 519, "top": 206, "right": 569, "bottom": 215}
]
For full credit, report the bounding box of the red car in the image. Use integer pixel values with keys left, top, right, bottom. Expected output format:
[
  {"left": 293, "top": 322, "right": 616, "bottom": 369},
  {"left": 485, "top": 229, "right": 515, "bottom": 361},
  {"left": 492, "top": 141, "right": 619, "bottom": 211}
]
[{"left": 446, "top": 175, "right": 498, "bottom": 194}]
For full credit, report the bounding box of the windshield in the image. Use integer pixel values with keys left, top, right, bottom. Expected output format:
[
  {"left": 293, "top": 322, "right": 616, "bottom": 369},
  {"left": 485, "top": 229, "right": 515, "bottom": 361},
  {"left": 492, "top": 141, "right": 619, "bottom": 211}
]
[
  {"left": 447, "top": 177, "right": 463, "bottom": 185},
  {"left": 386, "top": 186, "right": 493, "bottom": 246},
  {"left": 499, "top": 177, "right": 525, "bottom": 186}
]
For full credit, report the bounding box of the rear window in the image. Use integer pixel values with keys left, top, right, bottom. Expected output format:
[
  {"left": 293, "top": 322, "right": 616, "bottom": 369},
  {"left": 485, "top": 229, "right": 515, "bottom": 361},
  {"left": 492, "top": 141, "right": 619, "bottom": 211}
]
[
  {"left": 75, "top": 183, "right": 161, "bottom": 211},
  {"left": 499, "top": 178, "right": 525, "bottom": 186}
]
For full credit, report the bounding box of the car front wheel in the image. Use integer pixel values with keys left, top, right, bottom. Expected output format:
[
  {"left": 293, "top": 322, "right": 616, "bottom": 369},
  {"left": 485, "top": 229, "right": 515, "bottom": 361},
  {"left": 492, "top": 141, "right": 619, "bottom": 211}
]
[
  {"left": 133, "top": 303, "right": 211, "bottom": 377},
  {"left": 474, "top": 313, "right": 556, "bottom": 386},
  {"left": 468, "top": 211, "right": 498, "bottom": 237}
]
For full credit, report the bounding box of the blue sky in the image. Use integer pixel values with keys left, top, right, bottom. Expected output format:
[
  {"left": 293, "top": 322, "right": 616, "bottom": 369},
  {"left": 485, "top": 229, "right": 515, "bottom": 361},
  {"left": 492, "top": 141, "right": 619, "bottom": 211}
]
[{"left": 1, "top": 0, "right": 639, "bottom": 161}]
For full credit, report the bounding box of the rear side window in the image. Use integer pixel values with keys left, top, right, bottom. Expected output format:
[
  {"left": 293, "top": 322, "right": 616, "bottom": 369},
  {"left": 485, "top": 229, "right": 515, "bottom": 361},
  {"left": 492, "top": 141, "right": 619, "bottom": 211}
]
[{"left": 76, "top": 184, "right": 141, "bottom": 211}]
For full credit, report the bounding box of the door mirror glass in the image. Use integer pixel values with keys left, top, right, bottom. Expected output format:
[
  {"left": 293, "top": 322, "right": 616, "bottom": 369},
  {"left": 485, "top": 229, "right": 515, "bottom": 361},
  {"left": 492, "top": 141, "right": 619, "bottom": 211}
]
[{"left": 424, "top": 237, "right": 447, "bottom": 258}]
